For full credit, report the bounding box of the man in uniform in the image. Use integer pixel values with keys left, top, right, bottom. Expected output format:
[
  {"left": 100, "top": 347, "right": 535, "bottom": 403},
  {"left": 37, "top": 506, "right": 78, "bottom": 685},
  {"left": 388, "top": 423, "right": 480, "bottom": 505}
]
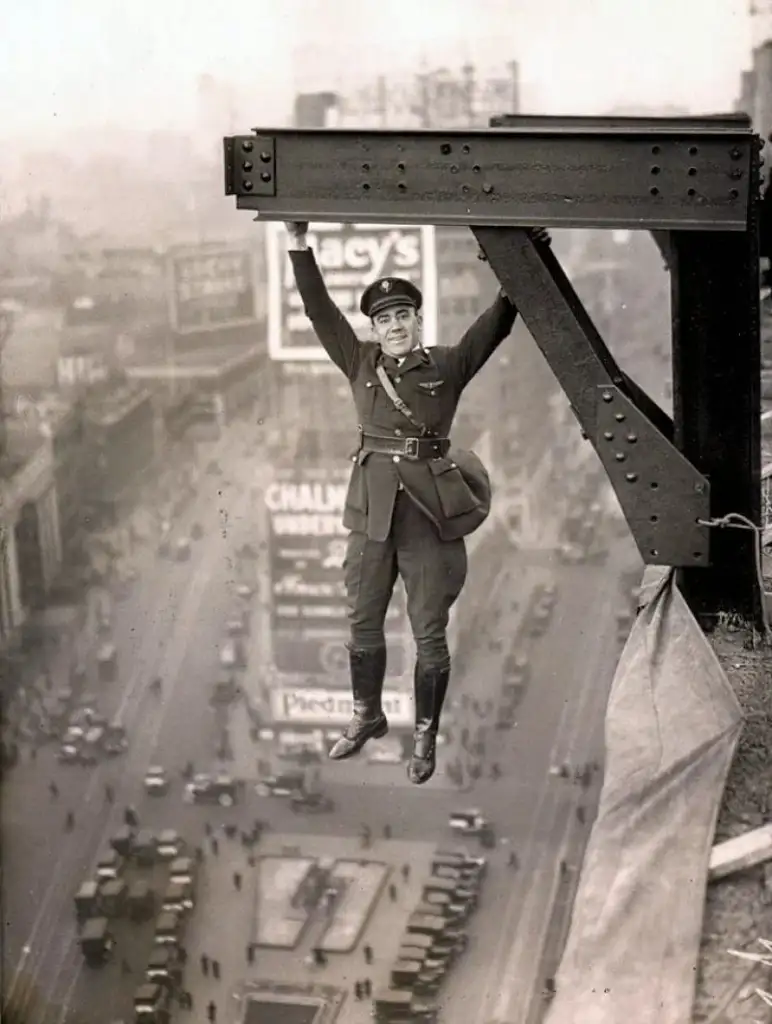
[{"left": 283, "top": 220, "right": 520, "bottom": 784}]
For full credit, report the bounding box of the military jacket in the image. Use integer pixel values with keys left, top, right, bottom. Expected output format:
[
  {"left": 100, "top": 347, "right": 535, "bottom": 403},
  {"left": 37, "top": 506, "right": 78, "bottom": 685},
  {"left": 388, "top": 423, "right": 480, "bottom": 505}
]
[{"left": 288, "top": 249, "right": 518, "bottom": 541}]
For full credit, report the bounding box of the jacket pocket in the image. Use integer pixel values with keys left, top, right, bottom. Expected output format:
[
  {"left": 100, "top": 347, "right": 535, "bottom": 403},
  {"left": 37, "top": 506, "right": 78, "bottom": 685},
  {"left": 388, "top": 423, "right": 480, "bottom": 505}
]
[{"left": 428, "top": 457, "right": 480, "bottom": 519}]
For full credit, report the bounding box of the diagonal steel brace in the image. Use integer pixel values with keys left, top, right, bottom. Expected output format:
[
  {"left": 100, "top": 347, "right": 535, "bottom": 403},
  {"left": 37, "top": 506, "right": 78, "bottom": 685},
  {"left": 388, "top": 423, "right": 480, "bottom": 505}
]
[{"left": 473, "top": 227, "right": 711, "bottom": 567}]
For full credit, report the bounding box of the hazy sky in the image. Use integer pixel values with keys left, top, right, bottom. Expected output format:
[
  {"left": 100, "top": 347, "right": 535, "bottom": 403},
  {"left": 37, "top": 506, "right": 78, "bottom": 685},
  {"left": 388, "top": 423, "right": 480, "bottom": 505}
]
[{"left": 0, "top": 0, "right": 759, "bottom": 141}]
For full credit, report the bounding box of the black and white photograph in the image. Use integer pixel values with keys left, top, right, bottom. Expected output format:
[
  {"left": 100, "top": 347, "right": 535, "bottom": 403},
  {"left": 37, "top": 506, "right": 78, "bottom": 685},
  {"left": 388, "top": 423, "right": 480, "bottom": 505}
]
[{"left": 1, "top": 3, "right": 771, "bottom": 1024}]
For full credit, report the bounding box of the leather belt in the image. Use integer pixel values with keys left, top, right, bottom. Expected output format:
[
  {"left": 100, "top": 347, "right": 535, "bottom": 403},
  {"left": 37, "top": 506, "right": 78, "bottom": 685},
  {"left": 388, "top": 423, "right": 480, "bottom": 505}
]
[{"left": 360, "top": 432, "right": 450, "bottom": 460}]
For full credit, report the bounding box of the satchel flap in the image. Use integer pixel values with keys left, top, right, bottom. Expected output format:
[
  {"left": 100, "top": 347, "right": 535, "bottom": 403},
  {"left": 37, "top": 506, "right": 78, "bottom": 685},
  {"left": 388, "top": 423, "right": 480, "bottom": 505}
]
[{"left": 427, "top": 456, "right": 457, "bottom": 477}]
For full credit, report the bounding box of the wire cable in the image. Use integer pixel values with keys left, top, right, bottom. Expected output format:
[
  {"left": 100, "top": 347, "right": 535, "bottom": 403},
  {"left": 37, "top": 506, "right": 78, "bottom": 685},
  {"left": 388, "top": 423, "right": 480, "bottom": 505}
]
[{"left": 696, "top": 513, "right": 771, "bottom": 638}]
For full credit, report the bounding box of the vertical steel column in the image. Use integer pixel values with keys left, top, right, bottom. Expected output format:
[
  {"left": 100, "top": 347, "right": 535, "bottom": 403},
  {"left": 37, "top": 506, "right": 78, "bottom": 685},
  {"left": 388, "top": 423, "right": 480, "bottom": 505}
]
[{"left": 670, "top": 217, "right": 763, "bottom": 626}]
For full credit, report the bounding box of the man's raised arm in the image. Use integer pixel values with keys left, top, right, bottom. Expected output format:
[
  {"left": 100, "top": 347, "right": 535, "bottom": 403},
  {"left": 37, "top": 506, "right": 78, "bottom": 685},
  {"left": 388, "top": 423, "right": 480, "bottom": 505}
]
[{"left": 284, "top": 221, "right": 362, "bottom": 379}]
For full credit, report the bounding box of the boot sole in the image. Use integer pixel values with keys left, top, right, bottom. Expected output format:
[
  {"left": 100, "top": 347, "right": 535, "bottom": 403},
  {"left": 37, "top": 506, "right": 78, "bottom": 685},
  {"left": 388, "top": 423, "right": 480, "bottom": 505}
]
[
  {"left": 328, "top": 717, "right": 389, "bottom": 761},
  {"left": 407, "top": 758, "right": 436, "bottom": 785}
]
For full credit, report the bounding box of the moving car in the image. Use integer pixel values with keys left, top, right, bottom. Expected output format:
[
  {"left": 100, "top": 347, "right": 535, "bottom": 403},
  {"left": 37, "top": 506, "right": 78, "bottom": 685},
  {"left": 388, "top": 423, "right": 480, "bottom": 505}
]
[
  {"left": 161, "top": 879, "right": 195, "bottom": 915},
  {"left": 144, "top": 766, "right": 170, "bottom": 796},
  {"left": 156, "top": 830, "right": 183, "bottom": 860},
  {"left": 134, "top": 982, "right": 171, "bottom": 1023},
  {"left": 95, "top": 849, "right": 124, "bottom": 882},
  {"left": 58, "top": 733, "right": 100, "bottom": 765},
  {"left": 145, "top": 947, "right": 183, "bottom": 990},
  {"left": 154, "top": 909, "right": 184, "bottom": 947},
  {"left": 218, "top": 639, "right": 247, "bottom": 670},
  {"left": 102, "top": 722, "right": 128, "bottom": 756},
  {"left": 448, "top": 810, "right": 490, "bottom": 836},
  {"left": 184, "top": 773, "right": 240, "bottom": 807},
  {"left": 79, "top": 917, "right": 115, "bottom": 968},
  {"left": 255, "top": 771, "right": 306, "bottom": 798}
]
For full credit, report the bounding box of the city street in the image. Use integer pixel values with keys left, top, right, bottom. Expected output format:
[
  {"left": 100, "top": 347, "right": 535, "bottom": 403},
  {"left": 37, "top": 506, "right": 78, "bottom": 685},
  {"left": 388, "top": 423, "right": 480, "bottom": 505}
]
[
  {"left": 1, "top": 422, "right": 271, "bottom": 1024},
  {"left": 2, "top": 413, "right": 639, "bottom": 1024}
]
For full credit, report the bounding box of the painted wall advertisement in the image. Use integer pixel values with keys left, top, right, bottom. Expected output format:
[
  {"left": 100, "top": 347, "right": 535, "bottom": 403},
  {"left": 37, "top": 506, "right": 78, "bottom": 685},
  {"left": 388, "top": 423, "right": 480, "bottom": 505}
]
[
  {"left": 265, "top": 468, "right": 407, "bottom": 678},
  {"left": 266, "top": 222, "right": 437, "bottom": 361},
  {"left": 168, "top": 245, "right": 259, "bottom": 334}
]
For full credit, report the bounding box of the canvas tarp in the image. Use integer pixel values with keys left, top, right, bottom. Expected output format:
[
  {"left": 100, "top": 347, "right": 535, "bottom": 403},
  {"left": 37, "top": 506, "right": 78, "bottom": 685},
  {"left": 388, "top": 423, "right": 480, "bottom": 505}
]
[{"left": 545, "top": 570, "right": 744, "bottom": 1024}]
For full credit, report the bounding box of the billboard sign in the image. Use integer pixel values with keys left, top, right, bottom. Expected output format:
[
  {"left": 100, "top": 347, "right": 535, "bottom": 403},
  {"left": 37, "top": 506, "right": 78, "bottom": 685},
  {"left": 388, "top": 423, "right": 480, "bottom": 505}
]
[
  {"left": 168, "top": 246, "right": 258, "bottom": 334},
  {"left": 266, "top": 222, "right": 437, "bottom": 361},
  {"left": 265, "top": 469, "right": 406, "bottom": 676},
  {"left": 269, "top": 686, "right": 413, "bottom": 728}
]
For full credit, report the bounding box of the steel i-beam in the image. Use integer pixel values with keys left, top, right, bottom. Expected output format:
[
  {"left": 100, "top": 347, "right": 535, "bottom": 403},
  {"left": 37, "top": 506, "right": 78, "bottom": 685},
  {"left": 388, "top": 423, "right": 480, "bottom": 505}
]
[{"left": 224, "top": 114, "right": 753, "bottom": 231}]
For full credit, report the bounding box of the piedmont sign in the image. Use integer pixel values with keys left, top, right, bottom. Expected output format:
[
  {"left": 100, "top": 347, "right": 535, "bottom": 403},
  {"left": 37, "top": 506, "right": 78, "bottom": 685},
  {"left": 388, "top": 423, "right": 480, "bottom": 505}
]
[{"left": 269, "top": 686, "right": 413, "bottom": 728}]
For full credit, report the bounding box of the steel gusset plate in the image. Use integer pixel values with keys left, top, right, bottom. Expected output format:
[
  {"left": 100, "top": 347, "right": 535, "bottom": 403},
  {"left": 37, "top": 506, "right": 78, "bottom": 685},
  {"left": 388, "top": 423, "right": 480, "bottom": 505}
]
[
  {"left": 596, "top": 386, "right": 711, "bottom": 567},
  {"left": 222, "top": 119, "right": 753, "bottom": 230},
  {"left": 224, "top": 135, "right": 276, "bottom": 197}
]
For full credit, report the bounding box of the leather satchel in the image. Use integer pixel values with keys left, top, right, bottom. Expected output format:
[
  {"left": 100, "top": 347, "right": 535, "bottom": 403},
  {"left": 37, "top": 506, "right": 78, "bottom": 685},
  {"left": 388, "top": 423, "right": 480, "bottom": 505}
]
[{"left": 375, "top": 364, "right": 492, "bottom": 538}]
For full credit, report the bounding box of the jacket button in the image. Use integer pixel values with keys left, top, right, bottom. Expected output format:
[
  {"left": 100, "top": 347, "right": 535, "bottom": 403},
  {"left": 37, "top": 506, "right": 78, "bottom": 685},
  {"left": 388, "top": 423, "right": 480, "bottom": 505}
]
[
  {"left": 394, "top": 428, "right": 402, "bottom": 437},
  {"left": 392, "top": 455, "right": 401, "bottom": 463},
  {"left": 395, "top": 376, "right": 402, "bottom": 383},
  {"left": 365, "top": 381, "right": 373, "bottom": 388}
]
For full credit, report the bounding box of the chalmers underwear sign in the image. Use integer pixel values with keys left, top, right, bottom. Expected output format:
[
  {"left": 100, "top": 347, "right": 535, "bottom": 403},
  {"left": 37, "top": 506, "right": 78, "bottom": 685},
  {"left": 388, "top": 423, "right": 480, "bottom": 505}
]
[
  {"left": 269, "top": 686, "right": 413, "bottom": 728},
  {"left": 265, "top": 222, "right": 438, "bottom": 360}
]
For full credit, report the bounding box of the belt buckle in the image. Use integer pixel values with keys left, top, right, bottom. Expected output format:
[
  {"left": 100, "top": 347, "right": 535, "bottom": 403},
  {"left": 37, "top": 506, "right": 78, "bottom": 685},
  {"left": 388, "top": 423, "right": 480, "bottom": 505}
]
[{"left": 404, "top": 437, "right": 419, "bottom": 459}]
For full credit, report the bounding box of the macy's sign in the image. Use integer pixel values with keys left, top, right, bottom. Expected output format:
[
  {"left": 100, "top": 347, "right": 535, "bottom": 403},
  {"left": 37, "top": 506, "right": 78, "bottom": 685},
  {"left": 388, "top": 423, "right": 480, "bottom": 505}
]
[{"left": 269, "top": 687, "right": 412, "bottom": 728}]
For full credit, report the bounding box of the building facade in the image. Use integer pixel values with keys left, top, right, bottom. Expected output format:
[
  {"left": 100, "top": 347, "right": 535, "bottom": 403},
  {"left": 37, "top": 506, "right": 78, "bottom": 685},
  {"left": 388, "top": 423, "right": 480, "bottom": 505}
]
[
  {"left": 0, "top": 438, "right": 62, "bottom": 647},
  {"left": 81, "top": 382, "right": 157, "bottom": 524}
]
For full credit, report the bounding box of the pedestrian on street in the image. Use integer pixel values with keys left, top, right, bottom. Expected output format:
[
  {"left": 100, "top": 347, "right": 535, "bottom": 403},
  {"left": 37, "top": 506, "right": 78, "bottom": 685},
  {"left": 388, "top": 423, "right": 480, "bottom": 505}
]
[
  {"left": 383, "top": 824, "right": 392, "bottom": 840},
  {"left": 247, "top": 853, "right": 256, "bottom": 869},
  {"left": 354, "top": 981, "right": 364, "bottom": 1000},
  {"left": 362, "top": 978, "right": 372, "bottom": 997},
  {"left": 211, "top": 837, "right": 219, "bottom": 856},
  {"left": 576, "top": 806, "right": 586, "bottom": 825},
  {"left": 388, "top": 883, "right": 398, "bottom": 902},
  {"left": 363, "top": 943, "right": 374, "bottom": 965},
  {"left": 490, "top": 762, "right": 502, "bottom": 780},
  {"left": 200, "top": 954, "right": 210, "bottom": 975},
  {"left": 104, "top": 783, "right": 114, "bottom": 804},
  {"left": 233, "top": 871, "right": 242, "bottom": 891},
  {"left": 401, "top": 864, "right": 410, "bottom": 882},
  {"left": 283, "top": 220, "right": 523, "bottom": 784},
  {"left": 508, "top": 851, "right": 520, "bottom": 870},
  {"left": 207, "top": 1000, "right": 217, "bottom": 1023},
  {"left": 246, "top": 943, "right": 256, "bottom": 965},
  {"left": 211, "top": 959, "right": 221, "bottom": 980},
  {"left": 64, "top": 810, "right": 75, "bottom": 832},
  {"left": 49, "top": 780, "right": 59, "bottom": 800}
]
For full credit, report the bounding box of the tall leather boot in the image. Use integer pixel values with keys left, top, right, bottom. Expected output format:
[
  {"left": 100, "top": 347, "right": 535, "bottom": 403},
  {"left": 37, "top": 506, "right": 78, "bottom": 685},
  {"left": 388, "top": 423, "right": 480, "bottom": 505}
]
[
  {"left": 407, "top": 663, "right": 451, "bottom": 785},
  {"left": 328, "top": 646, "right": 388, "bottom": 761}
]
